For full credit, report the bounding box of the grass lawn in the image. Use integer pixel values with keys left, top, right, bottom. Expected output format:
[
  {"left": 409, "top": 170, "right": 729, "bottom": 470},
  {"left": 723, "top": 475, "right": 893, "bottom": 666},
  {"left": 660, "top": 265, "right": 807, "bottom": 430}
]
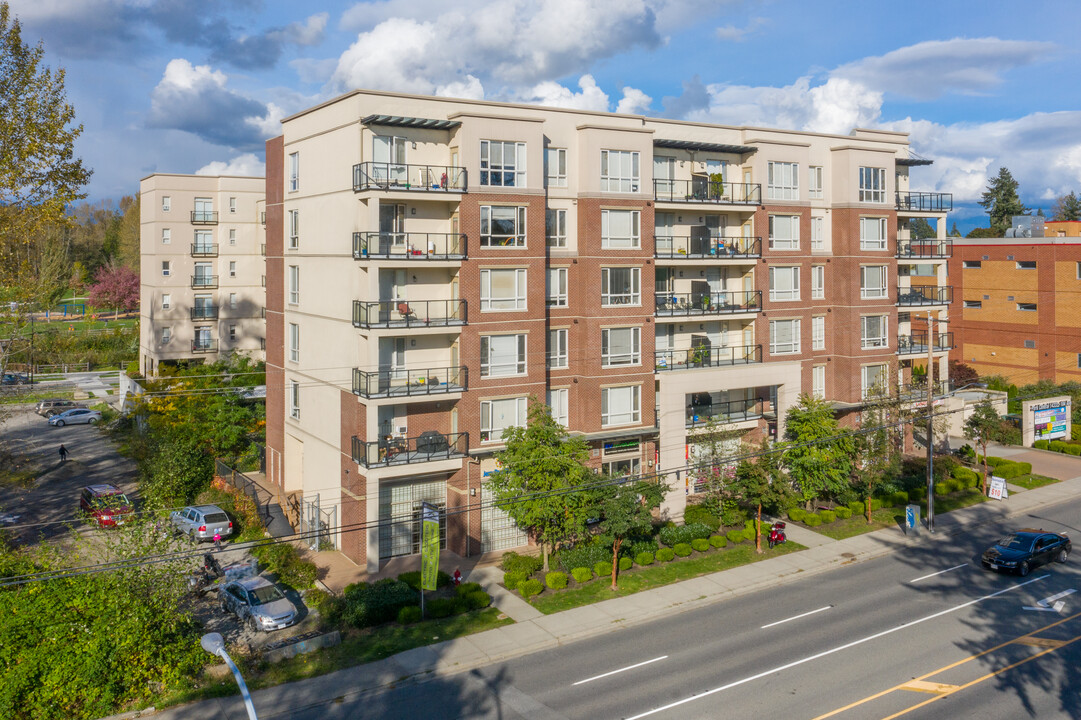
[
  {"left": 813, "top": 508, "right": 904, "bottom": 540},
  {"left": 1010, "top": 474, "right": 1060, "bottom": 491},
  {"left": 0, "top": 387, "right": 77, "bottom": 405},
  {"left": 530, "top": 541, "right": 805, "bottom": 615}
]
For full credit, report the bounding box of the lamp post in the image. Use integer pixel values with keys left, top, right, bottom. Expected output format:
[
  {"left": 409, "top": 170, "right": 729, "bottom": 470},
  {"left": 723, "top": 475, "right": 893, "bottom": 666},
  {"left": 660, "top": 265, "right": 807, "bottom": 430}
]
[{"left": 200, "top": 632, "right": 258, "bottom": 720}]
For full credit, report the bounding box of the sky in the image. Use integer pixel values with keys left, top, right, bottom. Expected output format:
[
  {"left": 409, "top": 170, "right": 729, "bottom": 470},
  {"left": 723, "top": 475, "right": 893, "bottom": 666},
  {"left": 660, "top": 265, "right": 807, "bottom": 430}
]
[{"left": 9, "top": 0, "right": 1081, "bottom": 231}]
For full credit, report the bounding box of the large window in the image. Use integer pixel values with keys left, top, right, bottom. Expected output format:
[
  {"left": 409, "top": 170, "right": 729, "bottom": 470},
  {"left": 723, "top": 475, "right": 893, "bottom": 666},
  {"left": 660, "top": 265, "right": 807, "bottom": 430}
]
[
  {"left": 812, "top": 365, "right": 825, "bottom": 399},
  {"left": 769, "top": 319, "right": 801, "bottom": 355},
  {"left": 769, "top": 266, "right": 800, "bottom": 301},
  {"left": 601, "top": 267, "right": 641, "bottom": 306},
  {"left": 480, "top": 334, "right": 527, "bottom": 377},
  {"left": 288, "top": 209, "right": 299, "bottom": 249},
  {"left": 480, "top": 140, "right": 526, "bottom": 187},
  {"left": 601, "top": 209, "right": 640, "bottom": 249},
  {"left": 546, "top": 208, "right": 567, "bottom": 248},
  {"left": 600, "top": 150, "right": 640, "bottom": 192},
  {"left": 480, "top": 268, "right": 527, "bottom": 311},
  {"left": 859, "top": 167, "right": 887, "bottom": 203},
  {"left": 289, "top": 323, "right": 299, "bottom": 362},
  {"left": 547, "top": 329, "right": 568, "bottom": 369},
  {"left": 289, "top": 381, "right": 300, "bottom": 419},
  {"left": 860, "top": 265, "right": 888, "bottom": 299},
  {"left": 767, "top": 161, "right": 799, "bottom": 201},
  {"left": 768, "top": 214, "right": 800, "bottom": 250},
  {"left": 860, "top": 217, "right": 888, "bottom": 251},
  {"left": 481, "top": 396, "right": 528, "bottom": 442},
  {"left": 601, "top": 327, "right": 641, "bottom": 367},
  {"left": 548, "top": 388, "right": 568, "bottom": 427},
  {"left": 546, "top": 148, "right": 567, "bottom": 187},
  {"left": 809, "top": 166, "right": 823, "bottom": 199},
  {"left": 546, "top": 267, "right": 568, "bottom": 307},
  {"left": 811, "top": 265, "right": 825, "bottom": 299},
  {"left": 861, "top": 364, "right": 888, "bottom": 399},
  {"left": 289, "top": 152, "right": 299, "bottom": 191},
  {"left": 810, "top": 216, "right": 824, "bottom": 250},
  {"left": 812, "top": 316, "right": 825, "bottom": 351},
  {"left": 480, "top": 206, "right": 527, "bottom": 247},
  {"left": 288, "top": 265, "right": 299, "bottom": 304},
  {"left": 861, "top": 315, "right": 888, "bottom": 349},
  {"left": 194, "top": 230, "right": 212, "bottom": 253},
  {"left": 601, "top": 385, "right": 641, "bottom": 427}
]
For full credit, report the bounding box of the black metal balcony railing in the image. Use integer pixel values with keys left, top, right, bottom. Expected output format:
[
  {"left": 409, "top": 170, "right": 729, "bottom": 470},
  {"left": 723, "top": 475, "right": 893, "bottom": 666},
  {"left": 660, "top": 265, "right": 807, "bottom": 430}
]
[
  {"left": 351, "top": 431, "right": 469, "bottom": 468},
  {"left": 260, "top": 244, "right": 266, "bottom": 256},
  {"left": 686, "top": 398, "right": 764, "bottom": 428},
  {"left": 654, "top": 179, "right": 761, "bottom": 205},
  {"left": 190, "top": 306, "right": 218, "bottom": 321},
  {"left": 655, "top": 290, "right": 761, "bottom": 317},
  {"left": 897, "top": 238, "right": 952, "bottom": 259},
  {"left": 655, "top": 344, "right": 762, "bottom": 371},
  {"left": 352, "top": 232, "right": 467, "bottom": 260},
  {"left": 352, "top": 366, "right": 467, "bottom": 398},
  {"left": 352, "top": 299, "right": 467, "bottom": 329},
  {"left": 896, "top": 191, "right": 953, "bottom": 213},
  {"left": 353, "top": 163, "right": 467, "bottom": 193},
  {"left": 191, "top": 339, "right": 218, "bottom": 353},
  {"left": 654, "top": 235, "right": 762, "bottom": 259},
  {"left": 897, "top": 332, "right": 955, "bottom": 355},
  {"left": 191, "top": 211, "right": 219, "bottom": 224},
  {"left": 191, "top": 275, "right": 218, "bottom": 289},
  {"left": 191, "top": 243, "right": 218, "bottom": 257},
  {"left": 896, "top": 285, "right": 953, "bottom": 306}
]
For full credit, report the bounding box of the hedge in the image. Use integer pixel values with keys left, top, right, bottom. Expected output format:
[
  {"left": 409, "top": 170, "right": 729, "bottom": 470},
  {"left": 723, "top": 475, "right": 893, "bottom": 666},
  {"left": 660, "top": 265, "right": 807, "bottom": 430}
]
[
  {"left": 833, "top": 506, "right": 852, "bottom": 520},
  {"left": 593, "top": 561, "right": 612, "bottom": 577},
  {"left": 456, "top": 582, "right": 482, "bottom": 597},
  {"left": 501, "top": 552, "right": 543, "bottom": 575},
  {"left": 804, "top": 514, "right": 822, "bottom": 527},
  {"left": 503, "top": 571, "right": 527, "bottom": 590},
  {"left": 398, "top": 570, "right": 452, "bottom": 592},
  {"left": 848, "top": 500, "right": 865, "bottom": 515},
  {"left": 556, "top": 544, "right": 612, "bottom": 574},
  {"left": 690, "top": 538, "right": 710, "bottom": 552},
  {"left": 465, "top": 591, "right": 492, "bottom": 610},
  {"left": 518, "top": 579, "right": 544, "bottom": 598},
  {"left": 659, "top": 523, "right": 713, "bottom": 547},
  {"left": 1067, "top": 444, "right": 1081, "bottom": 457},
  {"left": 726, "top": 528, "right": 745, "bottom": 544},
  {"left": 788, "top": 507, "right": 807, "bottom": 522},
  {"left": 709, "top": 534, "right": 728, "bottom": 548},
  {"left": 397, "top": 606, "right": 422, "bottom": 624},
  {"left": 819, "top": 510, "right": 836, "bottom": 524},
  {"left": 635, "top": 551, "right": 655, "bottom": 566},
  {"left": 683, "top": 505, "right": 721, "bottom": 532},
  {"left": 869, "top": 498, "right": 884, "bottom": 511},
  {"left": 993, "top": 460, "right": 1032, "bottom": 479},
  {"left": 342, "top": 579, "right": 418, "bottom": 628},
  {"left": 250, "top": 540, "right": 318, "bottom": 589},
  {"left": 952, "top": 467, "right": 980, "bottom": 486},
  {"left": 545, "top": 572, "right": 568, "bottom": 590},
  {"left": 1034, "top": 439, "right": 1050, "bottom": 450},
  {"left": 891, "top": 490, "right": 910, "bottom": 506},
  {"left": 656, "top": 548, "right": 676, "bottom": 562},
  {"left": 618, "top": 556, "right": 633, "bottom": 571},
  {"left": 673, "top": 543, "right": 693, "bottom": 557},
  {"left": 571, "top": 567, "right": 593, "bottom": 583},
  {"left": 934, "top": 482, "right": 950, "bottom": 496},
  {"left": 426, "top": 598, "right": 459, "bottom": 618}
]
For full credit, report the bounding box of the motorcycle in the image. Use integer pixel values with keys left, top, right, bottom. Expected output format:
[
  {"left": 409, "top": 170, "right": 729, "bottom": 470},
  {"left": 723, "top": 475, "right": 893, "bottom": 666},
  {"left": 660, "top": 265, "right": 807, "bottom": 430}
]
[
  {"left": 187, "top": 553, "right": 224, "bottom": 595},
  {"left": 767, "top": 521, "right": 787, "bottom": 549}
]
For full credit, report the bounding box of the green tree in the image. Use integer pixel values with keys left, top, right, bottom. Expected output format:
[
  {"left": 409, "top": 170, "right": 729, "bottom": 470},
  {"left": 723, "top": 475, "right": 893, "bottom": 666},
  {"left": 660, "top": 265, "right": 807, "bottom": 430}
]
[
  {"left": 978, "top": 167, "right": 1029, "bottom": 235},
  {"left": 489, "top": 400, "right": 598, "bottom": 571},
  {"left": 964, "top": 399, "right": 1000, "bottom": 495},
  {"left": 965, "top": 227, "right": 998, "bottom": 238},
  {"left": 726, "top": 439, "right": 793, "bottom": 551},
  {"left": 852, "top": 386, "right": 904, "bottom": 522},
  {"left": 1051, "top": 191, "right": 1081, "bottom": 222},
  {"left": 949, "top": 222, "right": 962, "bottom": 238},
  {"left": 597, "top": 478, "right": 665, "bottom": 589},
  {"left": 784, "top": 395, "right": 854, "bottom": 507},
  {"left": 909, "top": 217, "right": 937, "bottom": 240}
]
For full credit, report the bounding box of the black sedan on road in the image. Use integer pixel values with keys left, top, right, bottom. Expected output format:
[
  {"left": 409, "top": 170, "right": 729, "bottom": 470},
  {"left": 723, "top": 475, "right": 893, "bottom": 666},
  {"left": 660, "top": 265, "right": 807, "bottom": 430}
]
[{"left": 982, "top": 529, "right": 1071, "bottom": 576}]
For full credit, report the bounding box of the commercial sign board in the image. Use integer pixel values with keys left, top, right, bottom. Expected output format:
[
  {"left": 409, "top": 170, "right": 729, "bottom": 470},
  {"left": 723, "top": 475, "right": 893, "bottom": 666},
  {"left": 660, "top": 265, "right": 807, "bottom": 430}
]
[{"left": 1032, "top": 401, "right": 1069, "bottom": 440}]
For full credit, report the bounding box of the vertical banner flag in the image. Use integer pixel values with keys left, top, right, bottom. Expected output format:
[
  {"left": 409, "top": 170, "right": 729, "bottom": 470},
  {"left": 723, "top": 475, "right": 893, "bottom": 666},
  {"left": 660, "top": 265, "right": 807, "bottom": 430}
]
[{"left": 420, "top": 502, "right": 440, "bottom": 592}]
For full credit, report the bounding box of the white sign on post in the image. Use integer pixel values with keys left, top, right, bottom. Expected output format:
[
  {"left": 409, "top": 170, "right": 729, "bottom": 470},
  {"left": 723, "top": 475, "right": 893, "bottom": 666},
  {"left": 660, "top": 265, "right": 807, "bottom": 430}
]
[{"left": 988, "top": 475, "right": 1008, "bottom": 500}]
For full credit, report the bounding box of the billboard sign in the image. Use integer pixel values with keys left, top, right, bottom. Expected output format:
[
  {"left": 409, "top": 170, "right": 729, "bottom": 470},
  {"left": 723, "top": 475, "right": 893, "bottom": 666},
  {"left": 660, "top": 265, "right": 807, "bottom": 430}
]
[{"left": 1032, "top": 401, "right": 1069, "bottom": 440}]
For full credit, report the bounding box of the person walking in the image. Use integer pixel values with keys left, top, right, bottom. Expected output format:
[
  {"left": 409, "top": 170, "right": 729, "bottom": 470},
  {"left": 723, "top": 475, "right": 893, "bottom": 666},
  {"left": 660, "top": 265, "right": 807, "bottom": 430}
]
[
  {"left": 213, "top": 530, "right": 222, "bottom": 551},
  {"left": 58, "top": 444, "right": 68, "bottom": 463}
]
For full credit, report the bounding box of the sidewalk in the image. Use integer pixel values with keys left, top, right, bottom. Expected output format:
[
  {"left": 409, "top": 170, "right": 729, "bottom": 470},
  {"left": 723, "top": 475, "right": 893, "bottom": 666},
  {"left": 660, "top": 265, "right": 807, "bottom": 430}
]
[{"left": 132, "top": 472, "right": 1081, "bottom": 720}]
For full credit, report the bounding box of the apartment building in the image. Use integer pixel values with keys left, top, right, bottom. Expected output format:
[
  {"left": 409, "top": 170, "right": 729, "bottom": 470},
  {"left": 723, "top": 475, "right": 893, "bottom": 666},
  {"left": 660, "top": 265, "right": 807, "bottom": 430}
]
[
  {"left": 265, "top": 90, "right": 952, "bottom": 571},
  {"left": 950, "top": 235, "right": 1081, "bottom": 385},
  {"left": 139, "top": 174, "right": 267, "bottom": 375}
]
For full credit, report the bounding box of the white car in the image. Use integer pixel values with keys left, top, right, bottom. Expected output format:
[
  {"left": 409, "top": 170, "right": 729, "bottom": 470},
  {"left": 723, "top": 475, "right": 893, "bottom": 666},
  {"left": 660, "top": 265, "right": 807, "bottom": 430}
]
[
  {"left": 48, "top": 408, "right": 102, "bottom": 427},
  {"left": 170, "top": 504, "right": 233, "bottom": 542},
  {"left": 220, "top": 576, "right": 298, "bottom": 632}
]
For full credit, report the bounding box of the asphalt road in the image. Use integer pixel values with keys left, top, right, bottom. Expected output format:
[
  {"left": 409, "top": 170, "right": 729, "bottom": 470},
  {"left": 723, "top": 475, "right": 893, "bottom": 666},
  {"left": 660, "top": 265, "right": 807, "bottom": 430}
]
[{"left": 280, "top": 497, "right": 1081, "bottom": 720}]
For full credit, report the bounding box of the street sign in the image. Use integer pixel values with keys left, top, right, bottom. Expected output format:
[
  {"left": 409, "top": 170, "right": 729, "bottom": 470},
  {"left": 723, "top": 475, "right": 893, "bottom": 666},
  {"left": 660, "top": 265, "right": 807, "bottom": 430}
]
[
  {"left": 1023, "top": 588, "right": 1076, "bottom": 613},
  {"left": 987, "top": 476, "right": 1008, "bottom": 500},
  {"left": 420, "top": 502, "right": 440, "bottom": 592}
]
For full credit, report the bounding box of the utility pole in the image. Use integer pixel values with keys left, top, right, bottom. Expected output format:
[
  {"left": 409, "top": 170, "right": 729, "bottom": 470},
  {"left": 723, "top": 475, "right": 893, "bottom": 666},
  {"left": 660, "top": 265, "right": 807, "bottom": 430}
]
[{"left": 925, "top": 313, "right": 935, "bottom": 533}]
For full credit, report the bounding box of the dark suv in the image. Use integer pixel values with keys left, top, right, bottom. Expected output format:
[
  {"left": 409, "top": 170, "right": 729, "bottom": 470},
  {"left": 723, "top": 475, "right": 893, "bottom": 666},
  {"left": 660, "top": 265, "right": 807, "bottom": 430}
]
[{"left": 79, "top": 484, "right": 134, "bottom": 527}]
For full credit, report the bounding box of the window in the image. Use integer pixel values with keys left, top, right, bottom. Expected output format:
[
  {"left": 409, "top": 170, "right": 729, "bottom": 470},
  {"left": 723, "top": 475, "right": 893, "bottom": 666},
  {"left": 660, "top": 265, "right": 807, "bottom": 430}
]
[
  {"left": 859, "top": 167, "right": 887, "bottom": 203},
  {"left": 964, "top": 260, "right": 982, "bottom": 269},
  {"left": 480, "top": 268, "right": 527, "bottom": 311},
  {"left": 1016, "top": 261, "right": 1037, "bottom": 270},
  {"left": 546, "top": 208, "right": 567, "bottom": 248},
  {"left": 480, "top": 206, "right": 526, "bottom": 247},
  {"left": 161, "top": 196, "right": 171, "bottom": 212},
  {"left": 229, "top": 197, "right": 237, "bottom": 214},
  {"left": 600, "top": 150, "right": 640, "bottom": 192},
  {"left": 480, "top": 334, "right": 527, "bottom": 377},
  {"left": 1077, "top": 262, "right": 1081, "bottom": 279},
  {"left": 861, "top": 364, "right": 888, "bottom": 398},
  {"left": 288, "top": 209, "right": 299, "bottom": 250},
  {"left": 811, "top": 216, "right": 824, "bottom": 250},
  {"left": 289, "top": 152, "right": 299, "bottom": 191},
  {"left": 228, "top": 228, "right": 236, "bottom": 246},
  {"left": 229, "top": 293, "right": 237, "bottom": 309},
  {"left": 769, "top": 319, "right": 801, "bottom": 355},
  {"left": 601, "top": 327, "right": 641, "bottom": 367},
  {"left": 601, "top": 209, "right": 640, "bottom": 249},
  {"left": 601, "top": 385, "right": 641, "bottom": 426},
  {"left": 481, "top": 396, "right": 528, "bottom": 442},
  {"left": 769, "top": 266, "right": 800, "bottom": 301},
  {"left": 767, "top": 161, "right": 799, "bottom": 201},
  {"left": 480, "top": 140, "right": 526, "bottom": 187},
  {"left": 811, "top": 265, "right": 824, "bottom": 299},
  {"left": 545, "top": 148, "right": 567, "bottom": 187},
  {"left": 808, "top": 166, "right": 823, "bottom": 199},
  {"left": 1024, "top": 339, "right": 1036, "bottom": 349},
  {"left": 601, "top": 267, "right": 641, "bottom": 306},
  {"left": 161, "top": 293, "right": 171, "bottom": 309},
  {"left": 547, "top": 268, "right": 568, "bottom": 307},
  {"left": 859, "top": 217, "right": 888, "bottom": 251},
  {"left": 161, "top": 261, "right": 171, "bottom": 277},
  {"left": 768, "top": 215, "right": 800, "bottom": 250},
  {"left": 964, "top": 300, "right": 982, "bottom": 309},
  {"left": 548, "top": 389, "right": 568, "bottom": 427},
  {"left": 547, "top": 329, "right": 568, "bottom": 369},
  {"left": 812, "top": 365, "right": 825, "bottom": 399},
  {"left": 604, "top": 458, "right": 641, "bottom": 478},
  {"left": 812, "top": 316, "right": 825, "bottom": 350},
  {"left": 861, "top": 315, "right": 888, "bottom": 349},
  {"left": 1077, "top": 353, "right": 1081, "bottom": 369},
  {"left": 161, "top": 228, "right": 171, "bottom": 244},
  {"left": 289, "top": 323, "right": 299, "bottom": 362},
  {"left": 860, "top": 265, "right": 888, "bottom": 299},
  {"left": 161, "top": 327, "right": 171, "bottom": 343},
  {"left": 1017, "top": 302, "right": 1037, "bottom": 311},
  {"left": 229, "top": 261, "right": 237, "bottom": 278},
  {"left": 288, "top": 265, "right": 299, "bottom": 304},
  {"left": 228, "top": 324, "right": 236, "bottom": 341},
  {"left": 289, "top": 381, "right": 300, "bottom": 419}
]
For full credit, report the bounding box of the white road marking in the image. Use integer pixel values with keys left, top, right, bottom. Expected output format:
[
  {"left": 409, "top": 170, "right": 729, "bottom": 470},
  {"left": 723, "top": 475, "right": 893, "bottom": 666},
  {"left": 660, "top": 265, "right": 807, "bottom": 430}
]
[
  {"left": 625, "top": 575, "right": 1049, "bottom": 720},
  {"left": 910, "top": 563, "right": 969, "bottom": 583},
  {"left": 573, "top": 656, "right": 668, "bottom": 686},
  {"left": 1023, "top": 588, "right": 1076, "bottom": 612},
  {"left": 760, "top": 605, "right": 832, "bottom": 629}
]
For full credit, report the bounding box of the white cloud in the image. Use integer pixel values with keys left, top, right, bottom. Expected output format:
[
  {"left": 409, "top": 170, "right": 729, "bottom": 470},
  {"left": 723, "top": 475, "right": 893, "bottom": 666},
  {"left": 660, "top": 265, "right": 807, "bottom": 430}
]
[
  {"left": 714, "top": 16, "right": 767, "bottom": 41},
  {"left": 616, "top": 87, "right": 653, "bottom": 115},
  {"left": 516, "top": 75, "right": 610, "bottom": 112},
  {"left": 195, "top": 153, "right": 265, "bottom": 177},
  {"left": 282, "top": 13, "right": 328, "bottom": 46}
]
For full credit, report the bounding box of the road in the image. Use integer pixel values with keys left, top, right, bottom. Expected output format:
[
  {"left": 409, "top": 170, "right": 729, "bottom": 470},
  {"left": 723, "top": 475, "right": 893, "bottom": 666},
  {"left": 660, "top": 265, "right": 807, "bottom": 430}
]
[{"left": 278, "top": 497, "right": 1081, "bottom": 720}]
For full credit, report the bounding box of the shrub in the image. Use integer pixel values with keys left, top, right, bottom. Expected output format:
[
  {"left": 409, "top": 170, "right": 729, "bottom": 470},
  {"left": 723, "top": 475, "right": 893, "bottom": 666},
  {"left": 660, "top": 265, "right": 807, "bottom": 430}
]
[
  {"left": 308, "top": 590, "right": 345, "bottom": 626},
  {"left": 518, "top": 579, "right": 544, "bottom": 599},
  {"left": 426, "top": 598, "right": 457, "bottom": 619},
  {"left": 659, "top": 523, "right": 712, "bottom": 547},
  {"left": 958, "top": 444, "right": 976, "bottom": 460},
  {"left": 833, "top": 506, "right": 852, "bottom": 520},
  {"left": 397, "top": 605, "right": 422, "bottom": 624},
  {"left": 934, "top": 482, "right": 950, "bottom": 496},
  {"left": 456, "top": 582, "right": 482, "bottom": 597},
  {"left": 890, "top": 490, "right": 910, "bottom": 506},
  {"left": 683, "top": 504, "right": 721, "bottom": 532},
  {"left": 726, "top": 528, "right": 745, "bottom": 544},
  {"left": 635, "top": 551, "right": 655, "bottom": 566},
  {"left": 503, "top": 571, "right": 527, "bottom": 590},
  {"left": 398, "top": 570, "right": 451, "bottom": 591},
  {"left": 571, "top": 567, "right": 593, "bottom": 583},
  {"left": 545, "top": 572, "right": 568, "bottom": 590},
  {"left": 466, "top": 591, "right": 492, "bottom": 610},
  {"left": 946, "top": 477, "right": 963, "bottom": 493},
  {"left": 709, "top": 535, "right": 728, "bottom": 548},
  {"left": 1033, "top": 439, "right": 1050, "bottom": 450},
  {"left": 501, "top": 552, "right": 543, "bottom": 575},
  {"left": 673, "top": 543, "right": 693, "bottom": 557},
  {"left": 557, "top": 543, "right": 611, "bottom": 574},
  {"left": 1066, "top": 444, "right": 1081, "bottom": 457},
  {"left": 342, "top": 579, "right": 418, "bottom": 628},
  {"left": 593, "top": 561, "right": 612, "bottom": 577},
  {"left": 250, "top": 540, "right": 318, "bottom": 590},
  {"left": 1049, "top": 440, "right": 1068, "bottom": 453},
  {"left": 951, "top": 467, "right": 979, "bottom": 486},
  {"left": 656, "top": 548, "right": 676, "bottom": 562},
  {"left": 618, "top": 556, "right": 633, "bottom": 571},
  {"left": 819, "top": 510, "right": 836, "bottom": 524},
  {"left": 690, "top": 538, "right": 710, "bottom": 552},
  {"left": 787, "top": 507, "right": 806, "bottom": 522},
  {"left": 993, "top": 461, "right": 1031, "bottom": 480},
  {"left": 869, "top": 498, "right": 884, "bottom": 511},
  {"left": 804, "top": 514, "right": 822, "bottom": 527},
  {"left": 848, "top": 500, "right": 865, "bottom": 515}
]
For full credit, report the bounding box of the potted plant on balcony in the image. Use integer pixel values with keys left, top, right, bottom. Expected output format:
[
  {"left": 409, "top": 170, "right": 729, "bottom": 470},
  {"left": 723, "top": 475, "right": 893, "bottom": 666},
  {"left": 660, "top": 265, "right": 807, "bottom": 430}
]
[{"left": 708, "top": 173, "right": 724, "bottom": 200}]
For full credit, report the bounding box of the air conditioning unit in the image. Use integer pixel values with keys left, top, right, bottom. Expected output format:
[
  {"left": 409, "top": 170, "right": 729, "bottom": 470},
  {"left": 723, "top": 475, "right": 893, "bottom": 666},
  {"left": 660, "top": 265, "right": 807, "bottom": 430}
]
[
  {"left": 1005, "top": 216, "right": 1044, "bottom": 238},
  {"left": 395, "top": 425, "right": 408, "bottom": 436}
]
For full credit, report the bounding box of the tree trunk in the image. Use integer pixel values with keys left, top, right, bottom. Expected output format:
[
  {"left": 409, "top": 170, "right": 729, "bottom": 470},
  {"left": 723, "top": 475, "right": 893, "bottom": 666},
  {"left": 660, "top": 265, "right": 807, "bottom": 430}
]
[
  {"left": 755, "top": 503, "right": 762, "bottom": 553},
  {"left": 866, "top": 494, "right": 872, "bottom": 523},
  {"left": 542, "top": 542, "right": 550, "bottom": 572},
  {"left": 610, "top": 536, "right": 622, "bottom": 590},
  {"left": 981, "top": 440, "right": 989, "bottom": 495}
]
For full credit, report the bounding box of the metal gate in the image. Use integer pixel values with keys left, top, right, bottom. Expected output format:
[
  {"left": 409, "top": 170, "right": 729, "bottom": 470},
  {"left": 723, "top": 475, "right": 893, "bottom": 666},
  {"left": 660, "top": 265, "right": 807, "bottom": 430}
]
[
  {"left": 378, "top": 478, "right": 447, "bottom": 559},
  {"left": 300, "top": 493, "right": 337, "bottom": 551},
  {"left": 480, "top": 485, "right": 528, "bottom": 553}
]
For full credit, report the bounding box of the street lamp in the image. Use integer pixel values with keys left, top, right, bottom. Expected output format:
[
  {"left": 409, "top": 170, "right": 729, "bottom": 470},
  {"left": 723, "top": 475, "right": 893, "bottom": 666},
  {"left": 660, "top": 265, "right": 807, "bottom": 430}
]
[{"left": 200, "top": 632, "right": 259, "bottom": 720}]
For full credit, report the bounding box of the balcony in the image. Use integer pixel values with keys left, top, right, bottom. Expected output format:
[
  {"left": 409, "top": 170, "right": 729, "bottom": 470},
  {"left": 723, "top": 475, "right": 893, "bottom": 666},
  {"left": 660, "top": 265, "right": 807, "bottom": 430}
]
[
  {"left": 654, "top": 179, "right": 761, "bottom": 205},
  {"left": 897, "top": 238, "right": 952, "bottom": 259},
  {"left": 655, "top": 290, "right": 761, "bottom": 317},
  {"left": 896, "top": 191, "right": 953, "bottom": 213},
  {"left": 351, "top": 431, "right": 468, "bottom": 468},
  {"left": 896, "top": 285, "right": 953, "bottom": 306},
  {"left": 352, "top": 366, "right": 467, "bottom": 398},
  {"left": 655, "top": 344, "right": 762, "bottom": 371},
  {"left": 260, "top": 244, "right": 266, "bottom": 256},
  {"left": 897, "top": 332, "right": 955, "bottom": 355},
  {"left": 190, "top": 306, "right": 218, "bottom": 321},
  {"left": 191, "top": 339, "right": 218, "bottom": 353},
  {"left": 191, "top": 275, "right": 218, "bottom": 290},
  {"left": 654, "top": 235, "right": 761, "bottom": 259},
  {"left": 686, "top": 398, "right": 764, "bottom": 428},
  {"left": 191, "top": 243, "right": 218, "bottom": 257},
  {"left": 191, "top": 211, "right": 219, "bottom": 225},
  {"left": 353, "top": 163, "right": 467, "bottom": 193},
  {"left": 352, "top": 299, "right": 467, "bottom": 329},
  {"left": 352, "top": 232, "right": 467, "bottom": 261}
]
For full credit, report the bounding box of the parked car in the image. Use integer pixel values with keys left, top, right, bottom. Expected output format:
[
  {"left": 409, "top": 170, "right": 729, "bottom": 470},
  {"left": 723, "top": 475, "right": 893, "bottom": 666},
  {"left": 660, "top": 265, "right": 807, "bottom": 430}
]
[
  {"left": 170, "top": 504, "right": 233, "bottom": 542},
  {"left": 48, "top": 408, "right": 102, "bottom": 426},
  {"left": 219, "top": 576, "right": 298, "bottom": 632},
  {"left": 982, "top": 529, "right": 1071, "bottom": 576},
  {"left": 79, "top": 484, "right": 134, "bottom": 527},
  {"left": 36, "top": 398, "right": 84, "bottom": 416},
  {"left": 1, "top": 372, "right": 29, "bottom": 385}
]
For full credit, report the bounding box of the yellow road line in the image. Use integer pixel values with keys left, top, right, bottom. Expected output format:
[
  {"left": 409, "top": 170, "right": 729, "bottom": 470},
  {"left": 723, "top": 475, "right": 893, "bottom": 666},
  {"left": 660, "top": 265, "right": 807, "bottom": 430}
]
[
  {"left": 899, "top": 680, "right": 959, "bottom": 694},
  {"left": 1013, "top": 636, "right": 1066, "bottom": 649}
]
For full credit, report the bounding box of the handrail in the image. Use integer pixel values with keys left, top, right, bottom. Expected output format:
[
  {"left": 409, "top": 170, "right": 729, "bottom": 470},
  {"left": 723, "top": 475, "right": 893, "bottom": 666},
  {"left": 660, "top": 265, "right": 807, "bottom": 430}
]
[
  {"left": 654, "top": 235, "right": 761, "bottom": 258},
  {"left": 351, "top": 432, "right": 469, "bottom": 468},
  {"left": 654, "top": 179, "right": 761, "bottom": 204},
  {"left": 896, "top": 285, "right": 953, "bottom": 305},
  {"left": 686, "top": 398, "right": 763, "bottom": 427},
  {"left": 897, "top": 238, "right": 952, "bottom": 258},
  {"left": 895, "top": 191, "right": 953, "bottom": 212},
  {"left": 654, "top": 344, "right": 762, "bottom": 371},
  {"left": 655, "top": 290, "right": 761, "bottom": 316},
  {"left": 352, "top": 366, "right": 468, "bottom": 397},
  {"left": 352, "top": 232, "right": 467, "bottom": 259},
  {"left": 353, "top": 162, "right": 467, "bottom": 192},
  {"left": 351, "top": 299, "right": 467, "bottom": 328}
]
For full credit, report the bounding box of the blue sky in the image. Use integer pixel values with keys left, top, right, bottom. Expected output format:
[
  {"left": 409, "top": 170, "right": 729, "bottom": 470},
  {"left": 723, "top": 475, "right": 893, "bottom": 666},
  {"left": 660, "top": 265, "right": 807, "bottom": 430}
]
[{"left": 10, "top": 0, "right": 1081, "bottom": 231}]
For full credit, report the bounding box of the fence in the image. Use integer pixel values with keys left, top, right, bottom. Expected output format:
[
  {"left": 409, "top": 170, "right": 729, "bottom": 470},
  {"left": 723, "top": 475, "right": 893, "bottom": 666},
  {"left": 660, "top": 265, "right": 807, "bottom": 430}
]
[{"left": 215, "top": 459, "right": 280, "bottom": 534}]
